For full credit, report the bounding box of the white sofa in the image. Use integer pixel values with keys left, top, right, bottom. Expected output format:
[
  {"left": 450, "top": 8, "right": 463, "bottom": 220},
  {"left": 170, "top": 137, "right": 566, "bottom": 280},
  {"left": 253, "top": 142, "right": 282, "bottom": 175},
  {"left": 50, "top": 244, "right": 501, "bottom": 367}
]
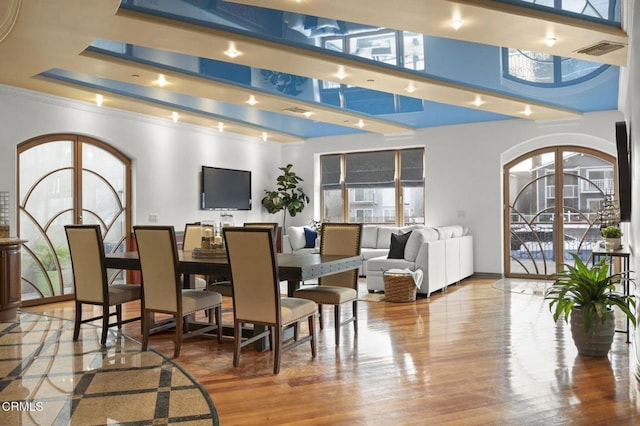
[{"left": 365, "top": 225, "right": 473, "bottom": 297}]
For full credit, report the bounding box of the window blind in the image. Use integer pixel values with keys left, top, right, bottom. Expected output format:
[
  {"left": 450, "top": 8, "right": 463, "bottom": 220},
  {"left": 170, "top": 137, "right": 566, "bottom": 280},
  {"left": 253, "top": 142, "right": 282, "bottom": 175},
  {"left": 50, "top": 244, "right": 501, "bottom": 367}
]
[
  {"left": 321, "top": 154, "right": 342, "bottom": 190},
  {"left": 400, "top": 148, "right": 424, "bottom": 187},
  {"left": 345, "top": 151, "right": 395, "bottom": 188}
]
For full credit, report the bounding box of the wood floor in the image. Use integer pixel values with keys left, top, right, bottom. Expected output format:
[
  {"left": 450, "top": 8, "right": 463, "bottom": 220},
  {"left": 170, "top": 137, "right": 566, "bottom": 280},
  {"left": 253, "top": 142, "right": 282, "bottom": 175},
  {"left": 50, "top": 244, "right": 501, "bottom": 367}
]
[{"left": 25, "top": 278, "right": 640, "bottom": 425}]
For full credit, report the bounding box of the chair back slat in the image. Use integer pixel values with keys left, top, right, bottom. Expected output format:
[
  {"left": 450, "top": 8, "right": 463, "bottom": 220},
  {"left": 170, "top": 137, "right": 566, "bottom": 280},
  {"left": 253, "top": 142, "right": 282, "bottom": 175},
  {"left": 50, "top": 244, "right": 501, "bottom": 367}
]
[
  {"left": 319, "top": 223, "right": 362, "bottom": 289},
  {"left": 134, "top": 226, "right": 181, "bottom": 313},
  {"left": 224, "top": 227, "right": 280, "bottom": 324},
  {"left": 65, "top": 225, "right": 107, "bottom": 304}
]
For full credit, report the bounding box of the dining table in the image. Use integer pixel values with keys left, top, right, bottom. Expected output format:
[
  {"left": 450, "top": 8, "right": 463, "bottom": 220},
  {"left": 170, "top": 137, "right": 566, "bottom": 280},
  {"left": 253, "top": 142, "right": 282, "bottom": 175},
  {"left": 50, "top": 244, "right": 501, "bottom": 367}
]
[
  {"left": 104, "top": 250, "right": 361, "bottom": 351},
  {"left": 104, "top": 250, "right": 361, "bottom": 297}
]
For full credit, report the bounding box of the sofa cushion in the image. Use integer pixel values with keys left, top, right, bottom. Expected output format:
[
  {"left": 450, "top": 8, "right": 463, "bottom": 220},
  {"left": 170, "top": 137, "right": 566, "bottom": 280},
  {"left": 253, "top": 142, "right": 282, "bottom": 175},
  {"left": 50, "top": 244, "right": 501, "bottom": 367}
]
[
  {"left": 403, "top": 228, "right": 438, "bottom": 262},
  {"left": 400, "top": 224, "right": 424, "bottom": 233},
  {"left": 287, "top": 226, "right": 307, "bottom": 251},
  {"left": 361, "top": 226, "right": 379, "bottom": 248},
  {"left": 303, "top": 227, "right": 317, "bottom": 248},
  {"left": 367, "top": 256, "right": 415, "bottom": 273},
  {"left": 376, "top": 226, "right": 401, "bottom": 249},
  {"left": 388, "top": 231, "right": 412, "bottom": 259},
  {"left": 361, "top": 248, "right": 389, "bottom": 261}
]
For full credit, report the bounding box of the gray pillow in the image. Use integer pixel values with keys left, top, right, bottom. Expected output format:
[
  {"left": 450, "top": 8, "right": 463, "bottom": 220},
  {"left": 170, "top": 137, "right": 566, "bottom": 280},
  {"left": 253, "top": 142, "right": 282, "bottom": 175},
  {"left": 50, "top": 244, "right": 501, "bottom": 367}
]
[{"left": 387, "top": 231, "right": 412, "bottom": 259}]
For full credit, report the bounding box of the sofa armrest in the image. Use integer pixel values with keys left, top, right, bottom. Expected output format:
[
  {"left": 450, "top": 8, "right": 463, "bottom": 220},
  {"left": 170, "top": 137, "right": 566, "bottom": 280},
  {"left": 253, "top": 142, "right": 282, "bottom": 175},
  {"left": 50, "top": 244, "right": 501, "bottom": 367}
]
[
  {"left": 414, "top": 239, "right": 446, "bottom": 294},
  {"left": 282, "top": 235, "right": 293, "bottom": 253}
]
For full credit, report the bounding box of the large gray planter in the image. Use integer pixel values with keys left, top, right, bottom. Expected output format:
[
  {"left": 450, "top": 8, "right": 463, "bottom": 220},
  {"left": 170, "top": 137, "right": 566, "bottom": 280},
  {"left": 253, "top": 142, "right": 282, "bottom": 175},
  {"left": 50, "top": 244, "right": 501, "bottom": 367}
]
[{"left": 570, "top": 308, "right": 616, "bottom": 357}]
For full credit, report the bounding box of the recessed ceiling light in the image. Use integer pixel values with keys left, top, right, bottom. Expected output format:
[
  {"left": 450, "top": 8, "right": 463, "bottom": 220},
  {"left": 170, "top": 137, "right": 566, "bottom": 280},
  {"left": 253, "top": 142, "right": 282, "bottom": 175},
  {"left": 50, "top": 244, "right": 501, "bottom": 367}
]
[
  {"left": 451, "top": 18, "right": 463, "bottom": 31},
  {"left": 521, "top": 106, "right": 532, "bottom": 116},
  {"left": 262, "top": 132, "right": 268, "bottom": 141},
  {"left": 545, "top": 36, "right": 557, "bottom": 47},
  {"left": 336, "top": 68, "right": 347, "bottom": 80},
  {"left": 356, "top": 120, "right": 364, "bottom": 128},
  {"left": 217, "top": 122, "right": 224, "bottom": 132},
  {"left": 472, "top": 96, "right": 484, "bottom": 107},
  {"left": 247, "top": 95, "right": 257, "bottom": 106},
  {"left": 172, "top": 111, "right": 179, "bottom": 122},
  {"left": 95, "top": 94, "right": 103, "bottom": 107},
  {"left": 405, "top": 84, "right": 416, "bottom": 94},
  {"left": 154, "top": 74, "right": 168, "bottom": 87},
  {"left": 224, "top": 43, "right": 241, "bottom": 58}
]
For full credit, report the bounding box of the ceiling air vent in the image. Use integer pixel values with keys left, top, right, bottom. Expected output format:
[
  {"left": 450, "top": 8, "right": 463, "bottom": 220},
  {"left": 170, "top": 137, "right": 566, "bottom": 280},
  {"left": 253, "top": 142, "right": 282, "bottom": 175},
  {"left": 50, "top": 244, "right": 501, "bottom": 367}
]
[
  {"left": 282, "top": 106, "right": 310, "bottom": 116},
  {"left": 575, "top": 41, "right": 625, "bottom": 56}
]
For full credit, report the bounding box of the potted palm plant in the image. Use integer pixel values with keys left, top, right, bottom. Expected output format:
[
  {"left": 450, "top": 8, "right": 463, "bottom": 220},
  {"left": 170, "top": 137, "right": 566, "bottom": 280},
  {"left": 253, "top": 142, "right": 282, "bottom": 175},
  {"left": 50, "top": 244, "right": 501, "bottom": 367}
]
[
  {"left": 601, "top": 225, "right": 622, "bottom": 250},
  {"left": 545, "top": 253, "right": 636, "bottom": 357}
]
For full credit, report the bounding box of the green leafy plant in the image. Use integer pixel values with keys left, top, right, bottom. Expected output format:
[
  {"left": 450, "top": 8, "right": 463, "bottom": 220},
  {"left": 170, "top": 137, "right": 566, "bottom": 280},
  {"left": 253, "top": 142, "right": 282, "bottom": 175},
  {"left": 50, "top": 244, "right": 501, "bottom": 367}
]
[
  {"left": 545, "top": 253, "right": 636, "bottom": 332},
  {"left": 601, "top": 225, "right": 622, "bottom": 238},
  {"left": 261, "top": 164, "right": 310, "bottom": 229},
  {"left": 32, "top": 243, "right": 69, "bottom": 271}
]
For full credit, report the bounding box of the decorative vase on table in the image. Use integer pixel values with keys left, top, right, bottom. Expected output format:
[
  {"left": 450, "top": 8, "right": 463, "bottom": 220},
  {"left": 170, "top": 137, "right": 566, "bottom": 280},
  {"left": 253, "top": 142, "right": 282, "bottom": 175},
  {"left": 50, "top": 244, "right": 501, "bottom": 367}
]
[
  {"left": 604, "top": 237, "right": 621, "bottom": 250},
  {"left": 601, "top": 225, "right": 622, "bottom": 250}
]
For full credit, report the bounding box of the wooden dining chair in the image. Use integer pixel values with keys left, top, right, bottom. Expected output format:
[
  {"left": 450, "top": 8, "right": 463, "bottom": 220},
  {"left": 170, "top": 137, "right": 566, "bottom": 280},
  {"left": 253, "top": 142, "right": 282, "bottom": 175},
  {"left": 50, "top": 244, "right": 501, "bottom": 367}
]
[
  {"left": 244, "top": 222, "right": 280, "bottom": 252},
  {"left": 223, "top": 227, "right": 317, "bottom": 374},
  {"left": 134, "top": 225, "right": 223, "bottom": 358},
  {"left": 294, "top": 223, "right": 362, "bottom": 346},
  {"left": 65, "top": 224, "right": 141, "bottom": 345},
  {"left": 243, "top": 222, "right": 278, "bottom": 235},
  {"left": 182, "top": 223, "right": 210, "bottom": 289}
]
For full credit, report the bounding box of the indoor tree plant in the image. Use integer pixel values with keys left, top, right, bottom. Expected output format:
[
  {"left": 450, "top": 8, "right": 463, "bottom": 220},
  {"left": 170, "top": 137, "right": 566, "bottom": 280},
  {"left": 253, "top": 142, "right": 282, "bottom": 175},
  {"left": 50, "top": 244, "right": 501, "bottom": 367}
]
[
  {"left": 545, "top": 253, "right": 636, "bottom": 357},
  {"left": 261, "top": 164, "right": 310, "bottom": 230}
]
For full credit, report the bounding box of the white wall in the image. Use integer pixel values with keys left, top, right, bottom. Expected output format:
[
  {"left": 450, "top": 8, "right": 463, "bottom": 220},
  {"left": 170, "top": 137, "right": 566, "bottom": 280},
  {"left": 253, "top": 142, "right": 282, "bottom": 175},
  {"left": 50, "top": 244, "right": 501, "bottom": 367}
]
[
  {"left": 0, "top": 85, "right": 282, "bottom": 231},
  {"left": 282, "top": 111, "right": 622, "bottom": 275},
  {"left": 0, "top": 86, "right": 624, "bottom": 275}
]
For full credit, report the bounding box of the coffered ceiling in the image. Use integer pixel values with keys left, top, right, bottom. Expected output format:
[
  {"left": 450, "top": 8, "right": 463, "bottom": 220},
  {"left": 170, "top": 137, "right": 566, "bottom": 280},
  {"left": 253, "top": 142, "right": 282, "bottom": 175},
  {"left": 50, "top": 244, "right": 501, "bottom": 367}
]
[{"left": 0, "top": 0, "right": 629, "bottom": 142}]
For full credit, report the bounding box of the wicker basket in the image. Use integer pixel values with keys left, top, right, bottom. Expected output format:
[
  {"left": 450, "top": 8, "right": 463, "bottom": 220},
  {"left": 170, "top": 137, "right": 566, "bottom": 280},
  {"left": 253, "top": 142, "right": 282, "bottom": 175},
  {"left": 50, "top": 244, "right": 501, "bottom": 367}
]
[{"left": 383, "top": 272, "right": 417, "bottom": 303}]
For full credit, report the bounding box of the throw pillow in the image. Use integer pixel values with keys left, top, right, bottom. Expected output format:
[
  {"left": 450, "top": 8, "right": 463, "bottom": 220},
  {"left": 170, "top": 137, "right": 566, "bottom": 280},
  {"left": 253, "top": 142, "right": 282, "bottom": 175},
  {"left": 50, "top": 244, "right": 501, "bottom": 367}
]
[
  {"left": 303, "top": 227, "right": 317, "bottom": 248},
  {"left": 287, "top": 226, "right": 306, "bottom": 251},
  {"left": 387, "top": 231, "right": 412, "bottom": 259}
]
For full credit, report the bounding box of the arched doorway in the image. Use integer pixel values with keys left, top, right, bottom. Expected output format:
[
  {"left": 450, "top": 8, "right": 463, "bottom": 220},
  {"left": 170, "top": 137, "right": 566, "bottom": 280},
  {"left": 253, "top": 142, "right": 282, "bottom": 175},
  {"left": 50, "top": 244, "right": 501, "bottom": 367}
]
[
  {"left": 17, "top": 134, "right": 131, "bottom": 305},
  {"left": 504, "top": 146, "right": 616, "bottom": 278}
]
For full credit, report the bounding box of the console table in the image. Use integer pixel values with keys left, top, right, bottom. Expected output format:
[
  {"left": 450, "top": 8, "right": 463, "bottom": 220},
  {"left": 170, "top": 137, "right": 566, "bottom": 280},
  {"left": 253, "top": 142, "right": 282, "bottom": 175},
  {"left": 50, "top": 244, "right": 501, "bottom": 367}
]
[
  {"left": 591, "top": 247, "right": 632, "bottom": 343},
  {"left": 0, "top": 238, "right": 26, "bottom": 321}
]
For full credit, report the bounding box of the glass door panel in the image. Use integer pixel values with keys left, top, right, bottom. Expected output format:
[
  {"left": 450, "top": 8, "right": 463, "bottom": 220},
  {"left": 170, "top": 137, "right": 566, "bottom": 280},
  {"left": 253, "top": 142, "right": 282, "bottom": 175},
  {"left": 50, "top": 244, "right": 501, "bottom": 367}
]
[
  {"left": 508, "top": 151, "right": 557, "bottom": 276},
  {"left": 561, "top": 151, "right": 613, "bottom": 264}
]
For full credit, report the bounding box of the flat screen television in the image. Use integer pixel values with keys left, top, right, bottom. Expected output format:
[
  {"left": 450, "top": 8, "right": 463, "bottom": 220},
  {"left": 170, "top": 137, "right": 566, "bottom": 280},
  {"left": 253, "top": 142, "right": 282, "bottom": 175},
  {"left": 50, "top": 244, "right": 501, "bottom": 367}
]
[
  {"left": 615, "top": 121, "right": 631, "bottom": 222},
  {"left": 201, "top": 166, "right": 252, "bottom": 210}
]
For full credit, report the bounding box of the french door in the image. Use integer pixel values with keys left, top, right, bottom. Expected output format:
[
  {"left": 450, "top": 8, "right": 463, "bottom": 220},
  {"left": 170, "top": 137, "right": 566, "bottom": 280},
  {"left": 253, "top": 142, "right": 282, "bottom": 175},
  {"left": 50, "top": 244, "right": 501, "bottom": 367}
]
[
  {"left": 18, "top": 134, "right": 131, "bottom": 305},
  {"left": 504, "top": 146, "right": 616, "bottom": 278}
]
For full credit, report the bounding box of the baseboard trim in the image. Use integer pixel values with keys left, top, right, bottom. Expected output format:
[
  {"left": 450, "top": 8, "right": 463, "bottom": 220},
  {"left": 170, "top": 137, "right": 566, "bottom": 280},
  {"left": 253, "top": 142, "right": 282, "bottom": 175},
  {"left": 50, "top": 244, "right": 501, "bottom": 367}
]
[{"left": 470, "top": 272, "right": 503, "bottom": 279}]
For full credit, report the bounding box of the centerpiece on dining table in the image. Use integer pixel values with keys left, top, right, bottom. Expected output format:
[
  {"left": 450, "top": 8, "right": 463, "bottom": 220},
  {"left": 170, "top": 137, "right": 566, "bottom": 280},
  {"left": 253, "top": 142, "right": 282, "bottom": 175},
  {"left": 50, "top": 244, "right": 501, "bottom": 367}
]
[{"left": 192, "top": 222, "right": 227, "bottom": 258}]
